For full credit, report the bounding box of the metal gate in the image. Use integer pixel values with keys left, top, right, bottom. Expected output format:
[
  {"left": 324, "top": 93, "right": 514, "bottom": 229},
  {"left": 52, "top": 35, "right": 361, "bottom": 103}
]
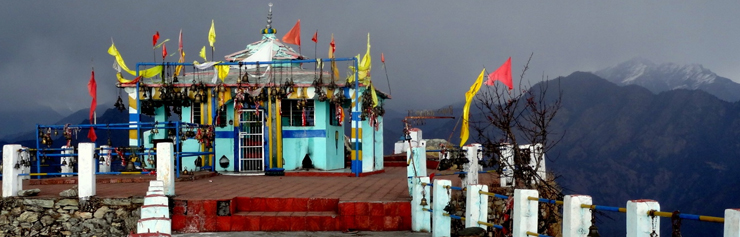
[{"left": 238, "top": 109, "right": 264, "bottom": 172}]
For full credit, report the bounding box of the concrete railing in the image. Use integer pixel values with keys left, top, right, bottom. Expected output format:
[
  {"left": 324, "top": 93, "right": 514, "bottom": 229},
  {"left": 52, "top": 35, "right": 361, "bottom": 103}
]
[{"left": 2, "top": 143, "right": 176, "bottom": 199}]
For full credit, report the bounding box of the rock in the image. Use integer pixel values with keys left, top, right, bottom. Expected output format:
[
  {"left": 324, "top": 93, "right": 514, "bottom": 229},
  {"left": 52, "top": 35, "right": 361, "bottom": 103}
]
[
  {"left": 114, "top": 208, "right": 127, "bottom": 218},
  {"left": 56, "top": 214, "right": 71, "bottom": 223},
  {"left": 57, "top": 199, "right": 79, "bottom": 207},
  {"left": 10, "top": 207, "right": 22, "bottom": 216},
  {"left": 131, "top": 197, "right": 145, "bottom": 204},
  {"left": 62, "top": 205, "right": 79, "bottom": 210},
  {"left": 23, "top": 199, "right": 54, "bottom": 208},
  {"left": 18, "top": 211, "right": 38, "bottom": 223},
  {"left": 60, "top": 230, "right": 72, "bottom": 236},
  {"left": 0, "top": 215, "right": 9, "bottom": 225},
  {"left": 77, "top": 212, "right": 92, "bottom": 219},
  {"left": 59, "top": 189, "right": 77, "bottom": 198},
  {"left": 17, "top": 189, "right": 40, "bottom": 197},
  {"left": 40, "top": 215, "right": 54, "bottom": 226},
  {"left": 102, "top": 199, "right": 130, "bottom": 206},
  {"left": 93, "top": 206, "right": 110, "bottom": 219}
]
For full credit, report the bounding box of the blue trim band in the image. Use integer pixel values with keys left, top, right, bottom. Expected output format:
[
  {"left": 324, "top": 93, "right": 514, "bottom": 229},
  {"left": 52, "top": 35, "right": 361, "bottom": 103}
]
[
  {"left": 215, "top": 131, "right": 234, "bottom": 138},
  {"left": 282, "top": 129, "right": 326, "bottom": 138}
]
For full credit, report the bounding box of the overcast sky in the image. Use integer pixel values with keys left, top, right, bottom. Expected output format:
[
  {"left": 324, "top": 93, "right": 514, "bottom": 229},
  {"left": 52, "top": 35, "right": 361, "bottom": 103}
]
[{"left": 2, "top": 1, "right": 739, "bottom": 115}]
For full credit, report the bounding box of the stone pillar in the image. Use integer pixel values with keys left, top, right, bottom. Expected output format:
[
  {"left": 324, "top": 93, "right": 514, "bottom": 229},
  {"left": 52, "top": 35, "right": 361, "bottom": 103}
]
[
  {"left": 626, "top": 199, "right": 660, "bottom": 237},
  {"left": 563, "top": 195, "right": 593, "bottom": 237},
  {"left": 465, "top": 184, "right": 488, "bottom": 228},
  {"left": 61, "top": 145, "right": 74, "bottom": 177},
  {"left": 432, "top": 179, "right": 451, "bottom": 237},
  {"left": 3, "top": 144, "right": 22, "bottom": 197},
  {"left": 462, "top": 144, "right": 482, "bottom": 189},
  {"left": 725, "top": 209, "right": 740, "bottom": 237},
  {"left": 412, "top": 176, "right": 431, "bottom": 232},
  {"left": 156, "top": 142, "right": 175, "bottom": 196},
  {"left": 78, "top": 143, "right": 96, "bottom": 200},
  {"left": 513, "top": 189, "right": 538, "bottom": 237},
  {"left": 98, "top": 145, "right": 111, "bottom": 172}
]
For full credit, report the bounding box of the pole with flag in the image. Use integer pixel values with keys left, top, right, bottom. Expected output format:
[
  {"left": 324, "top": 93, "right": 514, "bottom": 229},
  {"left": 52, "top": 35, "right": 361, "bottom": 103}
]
[
  {"left": 87, "top": 69, "right": 97, "bottom": 143},
  {"left": 312, "top": 30, "right": 318, "bottom": 60},
  {"left": 282, "top": 19, "right": 301, "bottom": 55},
  {"left": 208, "top": 19, "right": 216, "bottom": 61},
  {"left": 152, "top": 31, "right": 160, "bottom": 62},
  {"left": 381, "top": 53, "right": 391, "bottom": 95},
  {"left": 459, "top": 69, "right": 485, "bottom": 147}
]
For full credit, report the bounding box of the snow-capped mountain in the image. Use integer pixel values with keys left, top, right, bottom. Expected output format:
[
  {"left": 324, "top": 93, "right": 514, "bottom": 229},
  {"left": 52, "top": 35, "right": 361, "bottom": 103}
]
[{"left": 594, "top": 58, "right": 740, "bottom": 102}]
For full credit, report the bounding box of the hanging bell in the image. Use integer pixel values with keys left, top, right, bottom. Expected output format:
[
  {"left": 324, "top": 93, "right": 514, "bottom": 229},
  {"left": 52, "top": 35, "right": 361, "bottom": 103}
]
[
  {"left": 54, "top": 129, "right": 59, "bottom": 136},
  {"left": 14, "top": 162, "right": 20, "bottom": 169},
  {"left": 195, "top": 156, "right": 203, "bottom": 167},
  {"left": 194, "top": 93, "right": 203, "bottom": 104},
  {"left": 173, "top": 76, "right": 179, "bottom": 84},
  {"left": 61, "top": 159, "right": 67, "bottom": 166},
  {"left": 420, "top": 197, "right": 428, "bottom": 206},
  {"left": 218, "top": 84, "right": 226, "bottom": 93},
  {"left": 587, "top": 225, "right": 600, "bottom": 237}
]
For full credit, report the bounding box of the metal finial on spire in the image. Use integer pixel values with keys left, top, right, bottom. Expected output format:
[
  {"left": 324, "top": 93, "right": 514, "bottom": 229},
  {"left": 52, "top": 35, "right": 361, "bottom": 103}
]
[{"left": 266, "top": 2, "right": 273, "bottom": 29}]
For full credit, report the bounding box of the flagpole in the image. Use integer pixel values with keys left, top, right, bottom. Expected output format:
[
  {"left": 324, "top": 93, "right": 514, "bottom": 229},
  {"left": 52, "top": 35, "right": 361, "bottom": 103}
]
[{"left": 382, "top": 62, "right": 391, "bottom": 96}]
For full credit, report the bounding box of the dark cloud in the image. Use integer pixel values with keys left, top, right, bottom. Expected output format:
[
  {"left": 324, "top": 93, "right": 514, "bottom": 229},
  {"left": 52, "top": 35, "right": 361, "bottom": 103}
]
[{"left": 2, "top": 1, "right": 739, "bottom": 115}]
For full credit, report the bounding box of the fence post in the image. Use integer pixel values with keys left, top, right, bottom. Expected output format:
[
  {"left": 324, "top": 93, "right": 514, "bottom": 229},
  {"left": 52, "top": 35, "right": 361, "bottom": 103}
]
[
  {"left": 462, "top": 144, "right": 481, "bottom": 189},
  {"left": 433, "top": 179, "right": 451, "bottom": 237},
  {"left": 2, "top": 144, "right": 22, "bottom": 197},
  {"left": 407, "top": 145, "right": 427, "bottom": 196},
  {"left": 412, "top": 176, "right": 431, "bottom": 232},
  {"left": 78, "top": 143, "right": 96, "bottom": 200},
  {"left": 513, "top": 189, "right": 538, "bottom": 237},
  {"left": 626, "top": 199, "right": 660, "bottom": 237},
  {"left": 99, "top": 145, "right": 111, "bottom": 172},
  {"left": 499, "top": 145, "right": 514, "bottom": 187},
  {"left": 20, "top": 148, "right": 30, "bottom": 180},
  {"left": 156, "top": 142, "right": 175, "bottom": 196},
  {"left": 465, "top": 184, "right": 488, "bottom": 228},
  {"left": 725, "top": 209, "right": 740, "bottom": 237},
  {"left": 61, "top": 145, "right": 74, "bottom": 177},
  {"left": 563, "top": 195, "right": 592, "bottom": 237}
]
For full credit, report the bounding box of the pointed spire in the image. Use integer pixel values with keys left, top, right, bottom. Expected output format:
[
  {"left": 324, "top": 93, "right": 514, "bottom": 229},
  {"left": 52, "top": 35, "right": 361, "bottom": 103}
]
[{"left": 262, "top": 3, "right": 277, "bottom": 34}]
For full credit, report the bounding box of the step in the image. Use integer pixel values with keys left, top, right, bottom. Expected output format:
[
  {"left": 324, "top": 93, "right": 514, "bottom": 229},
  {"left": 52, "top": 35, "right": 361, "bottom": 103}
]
[
  {"left": 136, "top": 217, "right": 171, "bottom": 234},
  {"left": 231, "top": 211, "right": 341, "bottom": 231},
  {"left": 234, "top": 197, "right": 339, "bottom": 212}
]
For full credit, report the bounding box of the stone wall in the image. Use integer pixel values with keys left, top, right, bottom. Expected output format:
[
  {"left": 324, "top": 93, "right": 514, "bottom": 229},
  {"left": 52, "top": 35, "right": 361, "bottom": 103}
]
[{"left": 0, "top": 197, "right": 144, "bottom": 237}]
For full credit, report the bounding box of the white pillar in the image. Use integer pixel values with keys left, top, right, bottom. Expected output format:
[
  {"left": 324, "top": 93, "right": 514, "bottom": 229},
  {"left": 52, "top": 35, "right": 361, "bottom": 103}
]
[
  {"left": 3, "top": 144, "right": 22, "bottom": 197},
  {"left": 98, "top": 145, "right": 111, "bottom": 173},
  {"left": 513, "top": 189, "right": 538, "bottom": 237},
  {"left": 499, "top": 145, "right": 514, "bottom": 187},
  {"left": 462, "top": 144, "right": 482, "bottom": 189},
  {"left": 156, "top": 142, "right": 175, "bottom": 196},
  {"left": 20, "top": 148, "right": 30, "bottom": 180},
  {"left": 563, "top": 195, "right": 593, "bottom": 237},
  {"left": 61, "top": 145, "right": 73, "bottom": 177},
  {"left": 724, "top": 209, "right": 740, "bottom": 237},
  {"left": 412, "top": 176, "right": 431, "bottom": 232},
  {"left": 626, "top": 199, "right": 660, "bottom": 237},
  {"left": 465, "top": 184, "right": 488, "bottom": 228},
  {"left": 78, "top": 143, "right": 96, "bottom": 200},
  {"left": 407, "top": 146, "right": 427, "bottom": 196},
  {"left": 432, "top": 179, "right": 451, "bottom": 237}
]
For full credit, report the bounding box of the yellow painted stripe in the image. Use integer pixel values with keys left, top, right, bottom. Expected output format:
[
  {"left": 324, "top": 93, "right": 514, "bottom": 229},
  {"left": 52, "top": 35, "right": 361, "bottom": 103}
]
[
  {"left": 128, "top": 95, "right": 137, "bottom": 110},
  {"left": 351, "top": 128, "right": 363, "bottom": 138},
  {"left": 276, "top": 98, "right": 283, "bottom": 168},
  {"left": 351, "top": 150, "right": 362, "bottom": 160},
  {"left": 29, "top": 173, "right": 48, "bottom": 176}
]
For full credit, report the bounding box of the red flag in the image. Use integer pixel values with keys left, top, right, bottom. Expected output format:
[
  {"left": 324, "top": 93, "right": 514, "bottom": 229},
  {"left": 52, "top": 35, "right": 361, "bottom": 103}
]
[
  {"left": 311, "top": 30, "right": 318, "bottom": 43},
  {"left": 381, "top": 53, "right": 385, "bottom": 63},
  {"left": 87, "top": 70, "right": 97, "bottom": 142},
  {"left": 152, "top": 31, "right": 160, "bottom": 47},
  {"left": 162, "top": 43, "right": 167, "bottom": 60},
  {"left": 486, "top": 57, "right": 513, "bottom": 90},
  {"left": 178, "top": 29, "right": 183, "bottom": 51},
  {"left": 282, "top": 19, "right": 301, "bottom": 46},
  {"left": 330, "top": 35, "right": 335, "bottom": 54}
]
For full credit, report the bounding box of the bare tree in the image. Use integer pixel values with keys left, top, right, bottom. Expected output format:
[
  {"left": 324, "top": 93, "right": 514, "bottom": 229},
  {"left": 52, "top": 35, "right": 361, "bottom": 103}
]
[{"left": 472, "top": 53, "right": 565, "bottom": 235}]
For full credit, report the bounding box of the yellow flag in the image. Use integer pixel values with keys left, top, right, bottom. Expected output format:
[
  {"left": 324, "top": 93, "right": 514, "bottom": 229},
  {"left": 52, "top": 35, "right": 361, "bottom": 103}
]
[
  {"left": 174, "top": 50, "right": 185, "bottom": 76},
  {"left": 369, "top": 84, "right": 379, "bottom": 107},
  {"left": 460, "top": 69, "right": 486, "bottom": 147},
  {"left": 215, "top": 64, "right": 230, "bottom": 81},
  {"left": 208, "top": 19, "right": 216, "bottom": 48},
  {"left": 200, "top": 46, "right": 207, "bottom": 62},
  {"left": 347, "top": 33, "right": 372, "bottom": 84},
  {"left": 115, "top": 66, "right": 164, "bottom": 83},
  {"left": 109, "top": 42, "right": 162, "bottom": 78}
]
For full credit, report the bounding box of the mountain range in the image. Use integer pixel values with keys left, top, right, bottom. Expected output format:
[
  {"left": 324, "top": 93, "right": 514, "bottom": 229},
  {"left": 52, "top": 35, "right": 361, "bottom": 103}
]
[{"left": 595, "top": 58, "right": 740, "bottom": 102}]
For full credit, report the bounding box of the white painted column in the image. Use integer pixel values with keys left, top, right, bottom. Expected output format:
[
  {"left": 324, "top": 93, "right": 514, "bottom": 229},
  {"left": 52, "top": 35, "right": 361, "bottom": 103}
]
[
  {"left": 78, "top": 143, "right": 96, "bottom": 200},
  {"left": 3, "top": 144, "right": 22, "bottom": 197},
  {"left": 20, "top": 148, "right": 30, "bottom": 180},
  {"left": 156, "top": 142, "right": 175, "bottom": 196},
  {"left": 407, "top": 146, "right": 427, "bottom": 196},
  {"left": 462, "top": 144, "right": 482, "bottom": 189},
  {"left": 412, "top": 176, "right": 431, "bottom": 232},
  {"left": 626, "top": 199, "right": 660, "bottom": 237},
  {"left": 61, "top": 145, "right": 73, "bottom": 177},
  {"left": 563, "top": 195, "right": 593, "bottom": 237},
  {"left": 724, "top": 209, "right": 740, "bottom": 237},
  {"left": 499, "top": 145, "right": 514, "bottom": 187},
  {"left": 98, "top": 145, "right": 111, "bottom": 172},
  {"left": 513, "top": 189, "right": 538, "bottom": 237},
  {"left": 465, "top": 184, "right": 488, "bottom": 228},
  {"left": 433, "top": 179, "right": 451, "bottom": 237}
]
